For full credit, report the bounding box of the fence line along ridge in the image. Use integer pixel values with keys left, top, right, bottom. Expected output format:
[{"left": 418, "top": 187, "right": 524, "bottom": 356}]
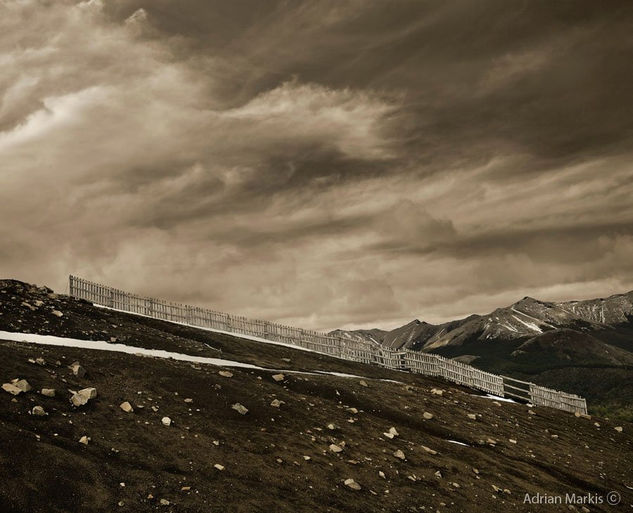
[{"left": 68, "top": 275, "right": 587, "bottom": 415}]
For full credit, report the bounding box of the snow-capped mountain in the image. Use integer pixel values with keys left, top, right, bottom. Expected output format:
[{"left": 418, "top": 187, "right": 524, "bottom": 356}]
[{"left": 332, "top": 290, "right": 633, "bottom": 351}]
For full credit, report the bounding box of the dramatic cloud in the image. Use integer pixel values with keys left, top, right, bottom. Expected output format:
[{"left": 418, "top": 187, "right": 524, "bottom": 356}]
[{"left": 2, "top": 0, "right": 632, "bottom": 330}]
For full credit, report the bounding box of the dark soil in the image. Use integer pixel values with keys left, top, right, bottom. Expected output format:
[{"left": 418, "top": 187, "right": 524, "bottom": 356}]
[{"left": 0, "top": 280, "right": 631, "bottom": 512}]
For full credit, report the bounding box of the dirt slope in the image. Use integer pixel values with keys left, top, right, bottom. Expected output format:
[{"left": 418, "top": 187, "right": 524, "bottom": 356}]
[{"left": 0, "top": 280, "right": 631, "bottom": 512}]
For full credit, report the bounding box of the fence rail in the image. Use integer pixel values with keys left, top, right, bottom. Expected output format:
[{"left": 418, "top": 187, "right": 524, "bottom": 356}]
[{"left": 68, "top": 275, "right": 587, "bottom": 415}]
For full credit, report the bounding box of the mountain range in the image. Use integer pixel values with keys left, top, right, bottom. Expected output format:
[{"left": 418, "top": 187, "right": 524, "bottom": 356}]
[{"left": 332, "top": 290, "right": 633, "bottom": 420}]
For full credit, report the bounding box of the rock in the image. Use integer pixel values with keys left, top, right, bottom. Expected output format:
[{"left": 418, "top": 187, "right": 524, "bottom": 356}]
[
  {"left": 344, "top": 478, "right": 361, "bottom": 490},
  {"left": 213, "top": 464, "right": 225, "bottom": 471},
  {"left": 492, "top": 485, "right": 502, "bottom": 493},
  {"left": 119, "top": 401, "right": 134, "bottom": 413},
  {"left": 2, "top": 383, "right": 24, "bottom": 396},
  {"left": 70, "top": 362, "right": 86, "bottom": 378},
  {"left": 272, "top": 374, "right": 285, "bottom": 382},
  {"left": 434, "top": 470, "right": 442, "bottom": 479},
  {"left": 231, "top": 403, "right": 248, "bottom": 415},
  {"left": 52, "top": 310, "right": 63, "bottom": 317},
  {"left": 378, "top": 471, "right": 385, "bottom": 479},
  {"left": 327, "top": 423, "right": 338, "bottom": 431},
  {"left": 41, "top": 388, "right": 55, "bottom": 397},
  {"left": 218, "top": 370, "right": 233, "bottom": 378},
  {"left": 347, "top": 407, "right": 359, "bottom": 414},
  {"left": 14, "top": 379, "right": 32, "bottom": 393},
  {"left": 159, "top": 499, "right": 170, "bottom": 506},
  {"left": 79, "top": 435, "right": 90, "bottom": 445},
  {"left": 70, "top": 387, "right": 97, "bottom": 407},
  {"left": 421, "top": 445, "right": 437, "bottom": 455},
  {"left": 614, "top": 426, "right": 623, "bottom": 433},
  {"left": 161, "top": 417, "right": 172, "bottom": 426},
  {"left": 509, "top": 438, "right": 517, "bottom": 444},
  {"left": 31, "top": 406, "right": 47, "bottom": 416},
  {"left": 359, "top": 380, "right": 368, "bottom": 387},
  {"left": 181, "top": 486, "right": 191, "bottom": 491},
  {"left": 423, "top": 412, "right": 433, "bottom": 420},
  {"left": 452, "top": 482, "right": 460, "bottom": 488},
  {"left": 35, "top": 357, "right": 46, "bottom": 366},
  {"left": 393, "top": 450, "right": 406, "bottom": 460},
  {"left": 270, "top": 399, "right": 284, "bottom": 408},
  {"left": 467, "top": 413, "right": 477, "bottom": 420},
  {"left": 303, "top": 455, "right": 311, "bottom": 461},
  {"left": 329, "top": 444, "right": 343, "bottom": 453},
  {"left": 430, "top": 388, "right": 444, "bottom": 396},
  {"left": 184, "top": 398, "right": 193, "bottom": 403}
]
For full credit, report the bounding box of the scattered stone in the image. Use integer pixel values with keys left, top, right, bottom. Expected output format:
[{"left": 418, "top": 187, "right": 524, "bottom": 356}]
[
  {"left": 393, "top": 450, "right": 406, "bottom": 460},
  {"left": 79, "top": 435, "right": 90, "bottom": 445},
  {"left": 329, "top": 444, "right": 343, "bottom": 453},
  {"left": 452, "top": 482, "right": 460, "bottom": 488},
  {"left": 344, "top": 478, "right": 361, "bottom": 491},
  {"left": 614, "top": 426, "right": 623, "bottom": 433},
  {"left": 218, "top": 370, "right": 233, "bottom": 378},
  {"left": 434, "top": 470, "right": 442, "bottom": 479},
  {"left": 35, "top": 357, "right": 46, "bottom": 366},
  {"left": 213, "top": 464, "right": 225, "bottom": 471},
  {"left": 31, "top": 406, "right": 47, "bottom": 416},
  {"left": 184, "top": 398, "right": 193, "bottom": 403},
  {"left": 359, "top": 380, "right": 368, "bottom": 387},
  {"left": 231, "top": 403, "right": 248, "bottom": 415},
  {"left": 423, "top": 412, "right": 433, "bottom": 420},
  {"left": 70, "top": 362, "right": 86, "bottom": 378},
  {"left": 161, "top": 417, "right": 172, "bottom": 426},
  {"left": 509, "top": 438, "right": 517, "bottom": 444},
  {"left": 272, "top": 374, "right": 285, "bottom": 382},
  {"left": 52, "top": 310, "right": 63, "bottom": 317},
  {"left": 159, "top": 499, "right": 170, "bottom": 506},
  {"left": 270, "top": 399, "right": 284, "bottom": 408},
  {"left": 181, "top": 486, "right": 191, "bottom": 492},
  {"left": 492, "top": 485, "right": 502, "bottom": 493},
  {"left": 421, "top": 445, "right": 437, "bottom": 455},
  {"left": 70, "top": 387, "right": 97, "bottom": 407},
  {"left": 119, "top": 401, "right": 134, "bottom": 413},
  {"left": 378, "top": 471, "right": 386, "bottom": 479},
  {"left": 327, "top": 423, "right": 338, "bottom": 431},
  {"left": 347, "top": 407, "right": 359, "bottom": 414},
  {"left": 430, "top": 388, "right": 444, "bottom": 396},
  {"left": 41, "top": 388, "right": 55, "bottom": 397},
  {"left": 303, "top": 455, "right": 311, "bottom": 461},
  {"left": 2, "top": 383, "right": 24, "bottom": 396},
  {"left": 467, "top": 413, "right": 477, "bottom": 420}
]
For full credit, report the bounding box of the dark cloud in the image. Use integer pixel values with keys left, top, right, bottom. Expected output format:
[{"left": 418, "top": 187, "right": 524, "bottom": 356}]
[{"left": 1, "top": 0, "right": 632, "bottom": 330}]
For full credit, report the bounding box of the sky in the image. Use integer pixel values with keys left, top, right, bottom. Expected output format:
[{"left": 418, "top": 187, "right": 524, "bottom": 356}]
[{"left": 2, "top": 0, "right": 633, "bottom": 331}]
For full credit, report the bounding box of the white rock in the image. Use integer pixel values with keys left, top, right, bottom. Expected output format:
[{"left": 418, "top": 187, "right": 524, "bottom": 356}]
[
  {"left": 52, "top": 310, "right": 63, "bottom": 317},
  {"left": 272, "top": 374, "right": 285, "bottom": 382},
  {"left": 70, "top": 362, "right": 86, "bottom": 378},
  {"left": 79, "top": 435, "right": 90, "bottom": 445},
  {"left": 421, "top": 445, "right": 437, "bottom": 455},
  {"left": 41, "top": 388, "right": 56, "bottom": 397},
  {"left": 614, "top": 426, "right": 623, "bottom": 433},
  {"left": 344, "top": 478, "right": 361, "bottom": 490},
  {"left": 423, "top": 412, "right": 434, "bottom": 420},
  {"left": 393, "top": 449, "right": 406, "bottom": 460},
  {"left": 161, "top": 417, "right": 172, "bottom": 426},
  {"left": 359, "top": 380, "right": 368, "bottom": 387},
  {"left": 2, "top": 383, "right": 23, "bottom": 395},
  {"left": 270, "top": 399, "right": 284, "bottom": 408},
  {"left": 218, "top": 370, "right": 233, "bottom": 378},
  {"left": 231, "top": 403, "right": 248, "bottom": 415},
  {"left": 213, "top": 464, "right": 225, "bottom": 471},
  {"left": 329, "top": 444, "right": 343, "bottom": 453},
  {"left": 31, "top": 406, "right": 47, "bottom": 416},
  {"left": 119, "top": 401, "right": 134, "bottom": 413}
]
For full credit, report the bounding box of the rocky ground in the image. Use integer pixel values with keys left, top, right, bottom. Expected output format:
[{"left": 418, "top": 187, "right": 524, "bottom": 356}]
[{"left": 0, "top": 280, "right": 632, "bottom": 512}]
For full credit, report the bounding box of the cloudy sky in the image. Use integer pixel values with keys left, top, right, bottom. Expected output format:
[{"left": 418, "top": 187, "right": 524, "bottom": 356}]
[{"left": 2, "top": 0, "right": 633, "bottom": 330}]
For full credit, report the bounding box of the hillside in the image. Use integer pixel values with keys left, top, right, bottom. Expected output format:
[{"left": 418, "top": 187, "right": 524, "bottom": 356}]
[
  {"left": 0, "top": 279, "right": 631, "bottom": 512},
  {"left": 333, "top": 292, "right": 633, "bottom": 420}
]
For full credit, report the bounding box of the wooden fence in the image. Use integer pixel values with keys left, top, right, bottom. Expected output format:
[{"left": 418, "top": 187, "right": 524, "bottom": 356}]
[{"left": 68, "top": 275, "right": 587, "bottom": 415}]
